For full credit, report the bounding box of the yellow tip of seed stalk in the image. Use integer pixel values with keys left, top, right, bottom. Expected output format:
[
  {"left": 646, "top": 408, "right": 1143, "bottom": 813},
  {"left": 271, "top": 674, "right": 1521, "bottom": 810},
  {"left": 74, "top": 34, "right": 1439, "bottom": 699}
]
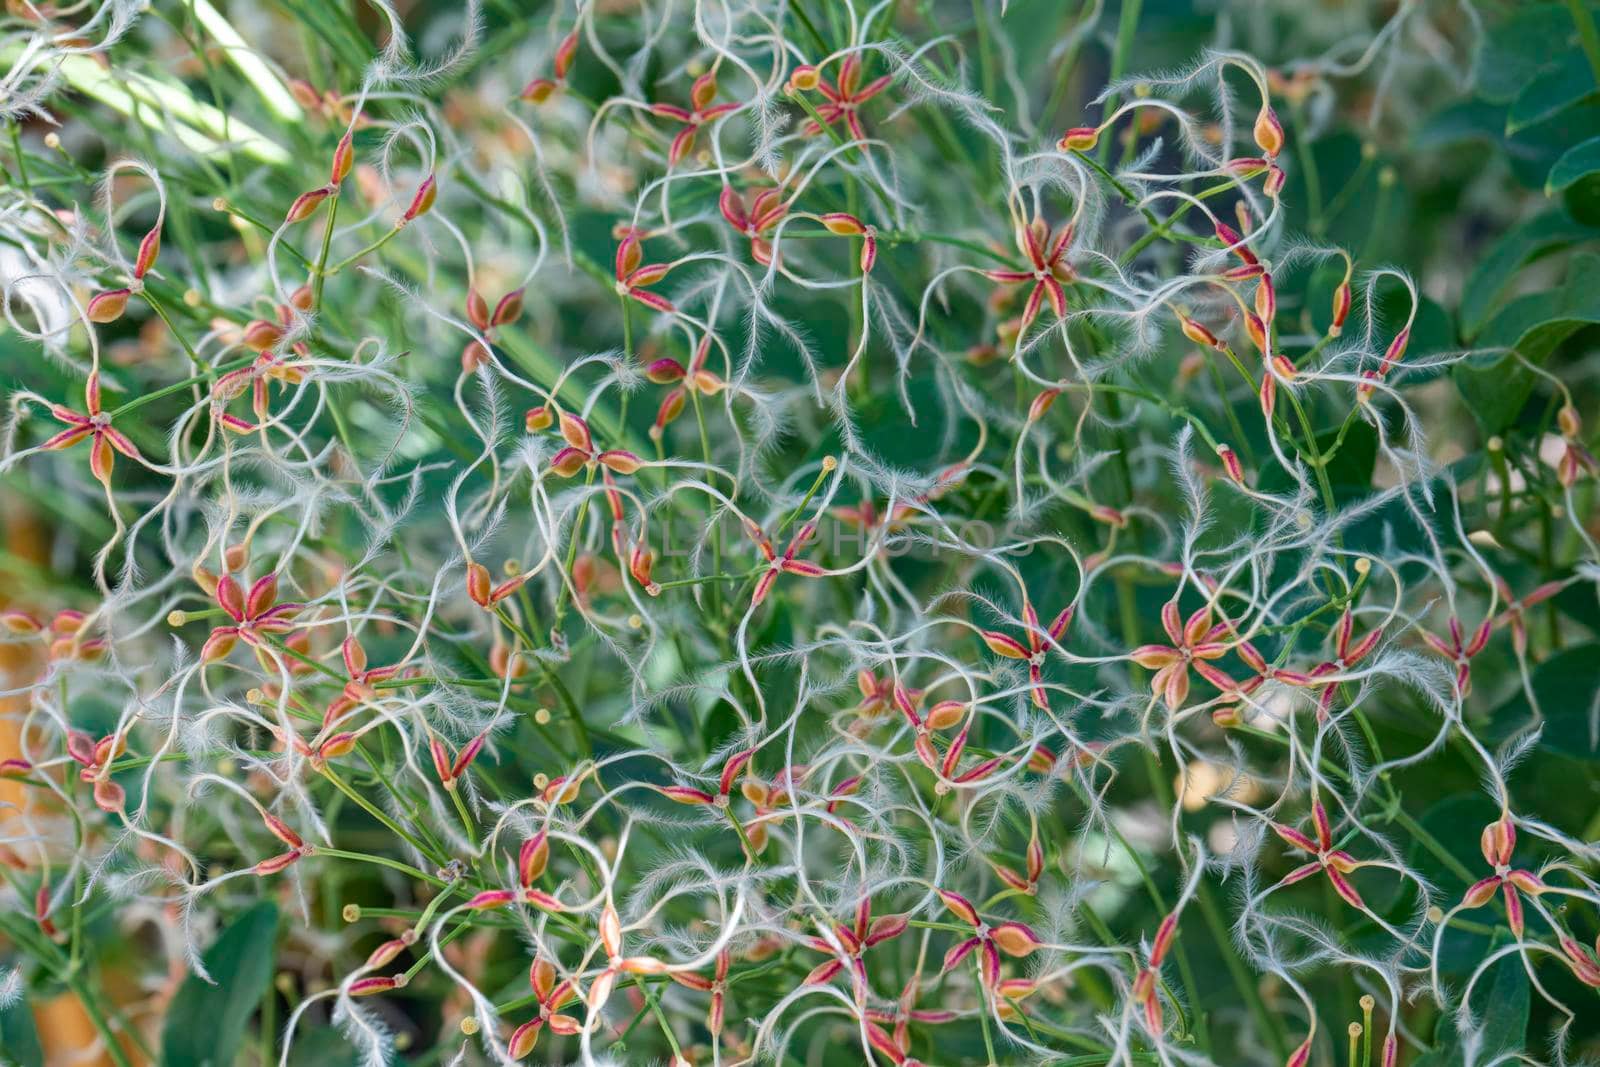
[{"left": 342, "top": 904, "right": 361, "bottom": 922}]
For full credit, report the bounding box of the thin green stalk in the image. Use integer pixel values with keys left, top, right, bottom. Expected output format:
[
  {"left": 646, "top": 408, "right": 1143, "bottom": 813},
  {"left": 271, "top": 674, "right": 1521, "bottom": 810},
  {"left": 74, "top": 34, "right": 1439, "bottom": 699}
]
[
  {"left": 311, "top": 187, "right": 342, "bottom": 311},
  {"left": 1570, "top": 0, "right": 1600, "bottom": 88}
]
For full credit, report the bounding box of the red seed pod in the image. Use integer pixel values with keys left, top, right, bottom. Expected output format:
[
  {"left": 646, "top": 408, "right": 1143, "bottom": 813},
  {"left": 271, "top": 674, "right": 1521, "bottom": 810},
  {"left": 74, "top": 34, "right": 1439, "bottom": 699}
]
[
  {"left": 519, "top": 831, "right": 549, "bottom": 885},
  {"left": 1264, "top": 164, "right": 1286, "bottom": 198},
  {"left": 645, "top": 358, "right": 687, "bottom": 385},
  {"left": 935, "top": 888, "right": 980, "bottom": 928},
  {"left": 1480, "top": 815, "right": 1515, "bottom": 868},
  {"left": 548, "top": 447, "right": 588, "bottom": 478},
  {"left": 925, "top": 699, "right": 965, "bottom": 731},
  {"left": 1254, "top": 273, "right": 1276, "bottom": 325},
  {"left": 331, "top": 130, "right": 355, "bottom": 184},
  {"left": 553, "top": 31, "right": 579, "bottom": 81},
  {"left": 200, "top": 629, "right": 238, "bottom": 663},
  {"left": 365, "top": 938, "right": 408, "bottom": 970},
  {"left": 860, "top": 229, "right": 877, "bottom": 273},
  {"left": 521, "top": 77, "right": 558, "bottom": 104},
  {"left": 1217, "top": 444, "right": 1244, "bottom": 484},
  {"left": 466, "top": 562, "right": 492, "bottom": 607},
  {"left": 1089, "top": 504, "right": 1127, "bottom": 528},
  {"left": 1149, "top": 913, "right": 1178, "bottom": 966},
  {"left": 1558, "top": 403, "right": 1581, "bottom": 439},
  {"left": 347, "top": 976, "right": 399, "bottom": 997},
  {"left": 789, "top": 64, "right": 821, "bottom": 92},
  {"left": 598, "top": 450, "right": 642, "bottom": 475},
  {"left": 402, "top": 174, "right": 437, "bottom": 222},
  {"left": 1244, "top": 311, "right": 1268, "bottom": 354},
  {"left": 525, "top": 405, "right": 554, "bottom": 432},
  {"left": 1, "top": 610, "right": 42, "bottom": 635},
  {"left": 1027, "top": 388, "right": 1060, "bottom": 423},
  {"left": 132, "top": 226, "right": 161, "bottom": 280},
  {"left": 1379, "top": 327, "right": 1409, "bottom": 374},
  {"left": 819, "top": 212, "right": 865, "bottom": 237},
  {"left": 262, "top": 811, "right": 304, "bottom": 850},
  {"left": 1214, "top": 221, "right": 1257, "bottom": 265},
  {"left": 1254, "top": 105, "right": 1285, "bottom": 158},
  {"left": 492, "top": 288, "right": 525, "bottom": 327},
  {"left": 254, "top": 851, "right": 301, "bottom": 876},
  {"left": 507, "top": 1018, "right": 542, "bottom": 1058},
  {"left": 690, "top": 71, "right": 719, "bottom": 111},
  {"left": 319, "top": 733, "right": 357, "bottom": 761},
  {"left": 1559, "top": 443, "right": 1597, "bottom": 487},
  {"left": 1176, "top": 310, "right": 1220, "bottom": 349},
  {"left": 86, "top": 288, "right": 132, "bottom": 323},
  {"left": 465, "top": 889, "right": 517, "bottom": 910},
  {"left": 559, "top": 411, "right": 592, "bottom": 451},
  {"left": 465, "top": 289, "right": 490, "bottom": 331},
  {"left": 1057, "top": 126, "right": 1099, "bottom": 152},
  {"left": 1330, "top": 279, "right": 1352, "bottom": 336},
  {"left": 242, "top": 319, "right": 284, "bottom": 351},
  {"left": 288, "top": 78, "right": 321, "bottom": 110}
]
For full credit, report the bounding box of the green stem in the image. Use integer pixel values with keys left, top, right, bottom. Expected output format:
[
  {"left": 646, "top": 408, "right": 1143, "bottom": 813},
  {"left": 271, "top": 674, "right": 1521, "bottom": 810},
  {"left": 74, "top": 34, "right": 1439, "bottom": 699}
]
[
  {"left": 311, "top": 187, "right": 342, "bottom": 311},
  {"left": 1570, "top": 0, "right": 1600, "bottom": 88}
]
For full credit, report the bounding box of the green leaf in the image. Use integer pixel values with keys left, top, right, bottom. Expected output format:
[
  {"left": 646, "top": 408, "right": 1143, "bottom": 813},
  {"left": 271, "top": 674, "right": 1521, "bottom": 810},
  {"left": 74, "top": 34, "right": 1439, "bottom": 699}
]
[
  {"left": 1459, "top": 210, "right": 1600, "bottom": 339},
  {"left": 1487, "top": 644, "right": 1600, "bottom": 761},
  {"left": 1412, "top": 945, "right": 1530, "bottom": 1067},
  {"left": 1257, "top": 422, "right": 1376, "bottom": 505},
  {"left": 0, "top": 995, "right": 44, "bottom": 1067},
  {"left": 1454, "top": 252, "right": 1600, "bottom": 431},
  {"left": 1507, "top": 50, "right": 1600, "bottom": 133},
  {"left": 284, "top": 1026, "right": 363, "bottom": 1067},
  {"left": 161, "top": 901, "right": 280, "bottom": 1067},
  {"left": 1473, "top": 4, "right": 1585, "bottom": 105},
  {"left": 1546, "top": 133, "right": 1600, "bottom": 192}
]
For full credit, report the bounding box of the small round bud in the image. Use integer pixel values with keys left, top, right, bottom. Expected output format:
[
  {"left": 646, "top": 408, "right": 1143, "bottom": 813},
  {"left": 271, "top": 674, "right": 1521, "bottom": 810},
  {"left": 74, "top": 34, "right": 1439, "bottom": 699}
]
[
  {"left": 821, "top": 455, "right": 838, "bottom": 472},
  {"left": 1354, "top": 557, "right": 1371, "bottom": 576},
  {"left": 212, "top": 197, "right": 228, "bottom": 212},
  {"left": 342, "top": 904, "right": 361, "bottom": 922},
  {"left": 1487, "top": 436, "right": 1503, "bottom": 452},
  {"left": 1558, "top": 404, "right": 1581, "bottom": 439},
  {"left": 459, "top": 1017, "right": 480, "bottom": 1035},
  {"left": 1359, "top": 994, "right": 1376, "bottom": 1011},
  {"left": 183, "top": 288, "right": 202, "bottom": 307},
  {"left": 534, "top": 708, "right": 552, "bottom": 725},
  {"left": 167, "top": 610, "right": 187, "bottom": 627},
  {"left": 44, "top": 132, "right": 60, "bottom": 149},
  {"left": 628, "top": 613, "right": 643, "bottom": 629},
  {"left": 1425, "top": 905, "right": 1444, "bottom": 924},
  {"left": 1349, "top": 1023, "right": 1363, "bottom": 1038}
]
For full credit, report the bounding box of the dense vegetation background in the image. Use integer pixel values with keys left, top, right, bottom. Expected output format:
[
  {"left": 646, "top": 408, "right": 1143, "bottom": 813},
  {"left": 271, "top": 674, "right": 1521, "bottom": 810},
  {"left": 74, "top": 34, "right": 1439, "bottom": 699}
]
[{"left": 0, "top": 1, "right": 1597, "bottom": 1065}]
